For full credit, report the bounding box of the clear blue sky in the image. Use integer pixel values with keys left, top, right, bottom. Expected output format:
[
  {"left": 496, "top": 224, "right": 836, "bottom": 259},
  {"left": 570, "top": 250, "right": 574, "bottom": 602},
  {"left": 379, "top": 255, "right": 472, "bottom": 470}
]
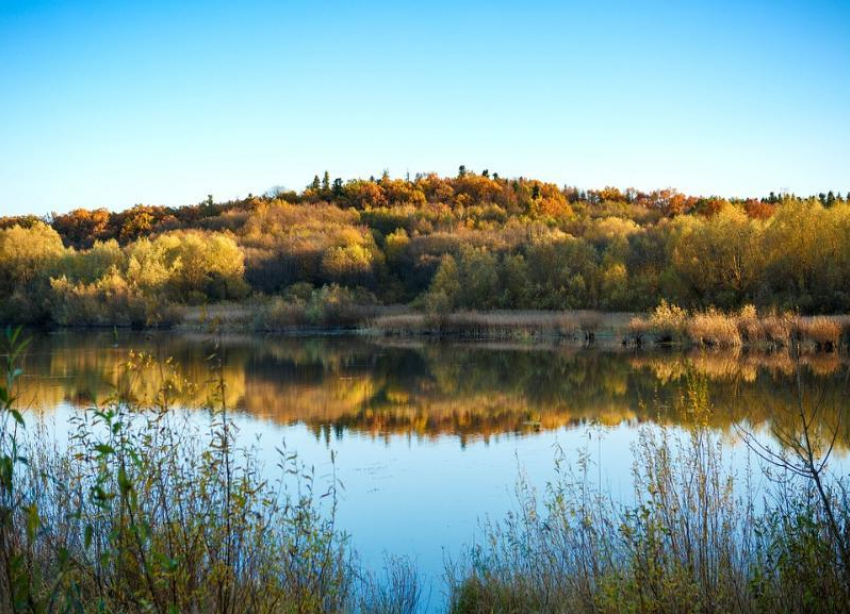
[{"left": 1, "top": 0, "right": 848, "bottom": 216}]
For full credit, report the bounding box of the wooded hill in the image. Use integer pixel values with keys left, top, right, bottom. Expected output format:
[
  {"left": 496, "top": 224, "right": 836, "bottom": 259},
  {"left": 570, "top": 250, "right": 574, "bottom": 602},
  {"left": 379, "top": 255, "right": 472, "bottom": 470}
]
[{"left": 1, "top": 169, "right": 849, "bottom": 326}]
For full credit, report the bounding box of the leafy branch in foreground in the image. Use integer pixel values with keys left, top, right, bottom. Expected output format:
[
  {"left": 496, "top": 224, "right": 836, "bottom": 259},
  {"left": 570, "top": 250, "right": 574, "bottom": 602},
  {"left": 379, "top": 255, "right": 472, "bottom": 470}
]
[{"left": 737, "top": 345, "right": 850, "bottom": 589}]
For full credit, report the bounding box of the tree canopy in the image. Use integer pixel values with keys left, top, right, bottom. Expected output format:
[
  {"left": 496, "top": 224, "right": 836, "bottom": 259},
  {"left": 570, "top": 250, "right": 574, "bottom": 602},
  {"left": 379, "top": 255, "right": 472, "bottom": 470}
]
[{"left": 1, "top": 170, "right": 849, "bottom": 325}]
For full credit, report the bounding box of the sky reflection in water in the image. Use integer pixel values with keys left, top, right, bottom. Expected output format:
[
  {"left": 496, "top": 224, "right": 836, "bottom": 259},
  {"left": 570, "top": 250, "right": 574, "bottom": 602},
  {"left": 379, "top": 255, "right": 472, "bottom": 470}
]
[{"left": 19, "top": 331, "right": 850, "bottom": 609}]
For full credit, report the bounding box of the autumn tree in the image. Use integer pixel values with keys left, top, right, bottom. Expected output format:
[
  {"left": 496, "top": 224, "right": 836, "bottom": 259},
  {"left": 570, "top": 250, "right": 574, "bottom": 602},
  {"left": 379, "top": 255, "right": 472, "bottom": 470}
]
[
  {"left": 0, "top": 222, "right": 67, "bottom": 322},
  {"left": 52, "top": 208, "right": 111, "bottom": 248}
]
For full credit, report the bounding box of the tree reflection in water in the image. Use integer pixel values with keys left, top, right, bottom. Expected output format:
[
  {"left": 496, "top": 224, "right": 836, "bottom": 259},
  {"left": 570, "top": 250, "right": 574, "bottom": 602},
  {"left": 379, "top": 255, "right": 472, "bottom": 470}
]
[{"left": 16, "top": 331, "right": 850, "bottom": 452}]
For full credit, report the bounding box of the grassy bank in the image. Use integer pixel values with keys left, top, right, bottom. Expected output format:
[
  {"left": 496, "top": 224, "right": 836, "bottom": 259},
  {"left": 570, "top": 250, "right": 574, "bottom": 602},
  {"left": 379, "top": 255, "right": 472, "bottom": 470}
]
[
  {"left": 367, "top": 310, "right": 630, "bottom": 343},
  {"left": 626, "top": 302, "right": 850, "bottom": 351},
  {"left": 14, "top": 293, "right": 850, "bottom": 355},
  {"left": 0, "top": 329, "right": 421, "bottom": 614},
  {"left": 368, "top": 304, "right": 850, "bottom": 352},
  {"left": 133, "top": 301, "right": 850, "bottom": 354},
  {"left": 448, "top": 375, "right": 850, "bottom": 614}
]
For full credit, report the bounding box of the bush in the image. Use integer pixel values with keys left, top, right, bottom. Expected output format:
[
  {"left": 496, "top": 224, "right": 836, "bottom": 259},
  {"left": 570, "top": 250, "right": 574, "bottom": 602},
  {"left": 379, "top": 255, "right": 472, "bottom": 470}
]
[
  {"left": 50, "top": 270, "right": 182, "bottom": 329},
  {"left": 686, "top": 308, "right": 742, "bottom": 347},
  {"left": 628, "top": 300, "right": 688, "bottom": 345},
  {"left": 255, "top": 284, "right": 378, "bottom": 330},
  {"left": 795, "top": 316, "right": 841, "bottom": 351}
]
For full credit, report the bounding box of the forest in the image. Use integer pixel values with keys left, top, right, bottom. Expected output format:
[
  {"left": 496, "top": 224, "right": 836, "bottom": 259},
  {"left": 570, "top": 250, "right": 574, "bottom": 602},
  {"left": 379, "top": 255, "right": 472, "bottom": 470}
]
[{"left": 2, "top": 168, "right": 849, "bottom": 327}]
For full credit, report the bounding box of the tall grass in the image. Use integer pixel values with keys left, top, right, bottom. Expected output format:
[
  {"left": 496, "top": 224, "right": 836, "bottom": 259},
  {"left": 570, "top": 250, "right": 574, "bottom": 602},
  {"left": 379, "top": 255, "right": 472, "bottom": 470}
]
[
  {"left": 0, "top": 328, "right": 421, "bottom": 614},
  {"left": 628, "top": 302, "right": 850, "bottom": 351},
  {"left": 448, "top": 374, "right": 850, "bottom": 614},
  {"left": 372, "top": 304, "right": 850, "bottom": 352},
  {"left": 795, "top": 316, "right": 842, "bottom": 351}
]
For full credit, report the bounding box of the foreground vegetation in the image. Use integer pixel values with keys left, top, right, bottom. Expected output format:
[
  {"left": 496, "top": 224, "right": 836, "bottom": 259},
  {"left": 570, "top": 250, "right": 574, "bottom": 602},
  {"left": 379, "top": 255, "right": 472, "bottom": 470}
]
[
  {"left": 2, "top": 170, "right": 850, "bottom": 329},
  {"left": 3, "top": 327, "right": 850, "bottom": 613},
  {"left": 0, "top": 329, "right": 421, "bottom": 614},
  {"left": 449, "top": 374, "right": 850, "bottom": 614}
]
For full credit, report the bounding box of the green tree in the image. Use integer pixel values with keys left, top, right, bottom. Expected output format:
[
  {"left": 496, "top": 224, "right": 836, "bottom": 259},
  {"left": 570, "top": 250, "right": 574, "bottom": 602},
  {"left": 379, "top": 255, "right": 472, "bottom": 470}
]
[{"left": 425, "top": 254, "right": 460, "bottom": 314}]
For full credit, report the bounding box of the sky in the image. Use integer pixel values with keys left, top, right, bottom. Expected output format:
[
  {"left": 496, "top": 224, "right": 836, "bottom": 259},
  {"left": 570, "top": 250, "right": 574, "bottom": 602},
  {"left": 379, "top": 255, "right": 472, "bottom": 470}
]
[{"left": 1, "top": 0, "right": 848, "bottom": 216}]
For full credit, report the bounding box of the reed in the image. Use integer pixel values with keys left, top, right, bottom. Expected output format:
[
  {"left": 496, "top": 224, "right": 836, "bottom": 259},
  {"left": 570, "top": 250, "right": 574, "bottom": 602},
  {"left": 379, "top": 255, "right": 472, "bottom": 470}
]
[
  {"left": 448, "top": 374, "right": 850, "bottom": 614},
  {"left": 686, "top": 308, "right": 743, "bottom": 347},
  {"left": 627, "top": 304, "right": 849, "bottom": 352},
  {"left": 795, "top": 316, "right": 842, "bottom": 351},
  {"left": 626, "top": 300, "right": 688, "bottom": 346},
  {"left": 0, "top": 328, "right": 420, "bottom": 614}
]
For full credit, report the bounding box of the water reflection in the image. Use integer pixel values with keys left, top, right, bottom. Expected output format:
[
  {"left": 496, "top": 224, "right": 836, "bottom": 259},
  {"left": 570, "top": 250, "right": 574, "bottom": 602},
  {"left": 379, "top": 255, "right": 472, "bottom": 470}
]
[{"left": 17, "top": 331, "right": 850, "bottom": 451}]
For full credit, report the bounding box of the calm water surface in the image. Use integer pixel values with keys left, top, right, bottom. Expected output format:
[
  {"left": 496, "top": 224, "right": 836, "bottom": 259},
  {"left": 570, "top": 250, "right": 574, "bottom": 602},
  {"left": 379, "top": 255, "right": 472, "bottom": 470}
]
[{"left": 18, "top": 331, "right": 850, "bottom": 609}]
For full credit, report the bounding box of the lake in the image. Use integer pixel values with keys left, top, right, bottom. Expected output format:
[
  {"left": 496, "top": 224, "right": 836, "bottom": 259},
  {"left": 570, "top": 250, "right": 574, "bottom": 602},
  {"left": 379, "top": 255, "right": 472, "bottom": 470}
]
[{"left": 16, "top": 331, "right": 850, "bottom": 610}]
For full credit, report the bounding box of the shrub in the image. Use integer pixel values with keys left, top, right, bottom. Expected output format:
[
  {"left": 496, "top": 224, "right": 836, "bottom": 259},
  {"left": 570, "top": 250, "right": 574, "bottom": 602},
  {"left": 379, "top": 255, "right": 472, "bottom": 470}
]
[
  {"left": 628, "top": 300, "right": 688, "bottom": 345},
  {"left": 447, "top": 375, "right": 850, "bottom": 614},
  {"left": 795, "top": 317, "right": 841, "bottom": 351},
  {"left": 686, "top": 308, "right": 742, "bottom": 347},
  {"left": 256, "top": 284, "right": 378, "bottom": 330},
  {"left": 50, "top": 270, "right": 182, "bottom": 329}
]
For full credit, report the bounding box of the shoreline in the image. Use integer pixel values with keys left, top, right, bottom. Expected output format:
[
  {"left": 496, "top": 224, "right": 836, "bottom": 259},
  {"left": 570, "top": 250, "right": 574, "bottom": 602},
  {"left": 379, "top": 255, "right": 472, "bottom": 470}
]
[{"left": 10, "top": 305, "right": 850, "bottom": 353}]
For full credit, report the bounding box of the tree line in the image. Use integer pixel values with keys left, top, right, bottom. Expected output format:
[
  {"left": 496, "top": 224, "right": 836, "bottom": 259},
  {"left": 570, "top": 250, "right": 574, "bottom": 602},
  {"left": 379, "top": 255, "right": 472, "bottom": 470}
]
[{"left": 1, "top": 168, "right": 849, "bottom": 326}]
